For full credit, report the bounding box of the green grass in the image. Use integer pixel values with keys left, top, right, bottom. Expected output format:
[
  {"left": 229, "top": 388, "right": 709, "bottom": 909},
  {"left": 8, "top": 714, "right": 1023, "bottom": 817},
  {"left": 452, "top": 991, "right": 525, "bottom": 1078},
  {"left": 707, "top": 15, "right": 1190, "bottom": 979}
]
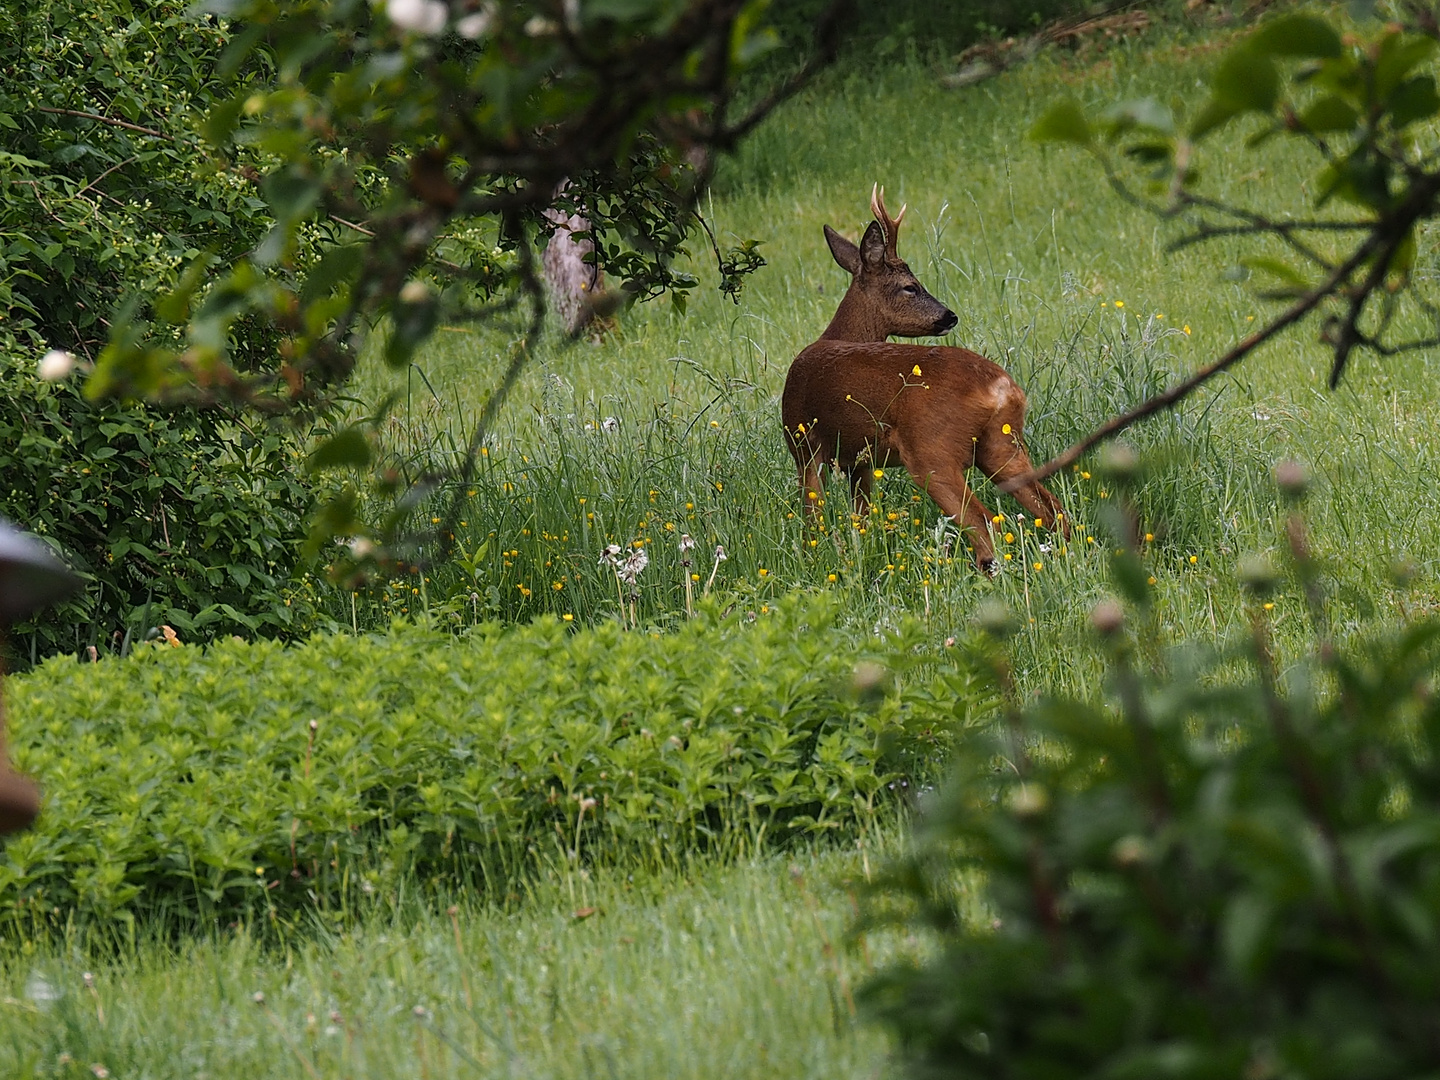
[
  {"left": 329, "top": 6, "right": 1440, "bottom": 700},
  {"left": 0, "top": 843, "right": 903, "bottom": 1080}
]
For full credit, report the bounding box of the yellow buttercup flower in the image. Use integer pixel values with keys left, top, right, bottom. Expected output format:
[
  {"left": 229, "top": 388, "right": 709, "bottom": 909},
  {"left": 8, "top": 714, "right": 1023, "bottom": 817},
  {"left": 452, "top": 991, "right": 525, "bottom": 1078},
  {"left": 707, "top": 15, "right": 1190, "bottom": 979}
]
[
  {"left": 1002, "top": 423, "right": 1012, "bottom": 435},
  {"left": 912, "top": 364, "right": 922, "bottom": 376}
]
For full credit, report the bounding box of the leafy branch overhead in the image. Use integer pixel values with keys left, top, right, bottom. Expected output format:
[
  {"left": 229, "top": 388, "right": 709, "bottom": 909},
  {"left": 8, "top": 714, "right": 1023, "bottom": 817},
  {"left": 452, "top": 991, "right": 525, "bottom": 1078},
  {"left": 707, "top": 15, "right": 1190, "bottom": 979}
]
[
  {"left": 1018, "top": 11, "right": 1440, "bottom": 484},
  {"left": 89, "top": 0, "right": 845, "bottom": 413}
]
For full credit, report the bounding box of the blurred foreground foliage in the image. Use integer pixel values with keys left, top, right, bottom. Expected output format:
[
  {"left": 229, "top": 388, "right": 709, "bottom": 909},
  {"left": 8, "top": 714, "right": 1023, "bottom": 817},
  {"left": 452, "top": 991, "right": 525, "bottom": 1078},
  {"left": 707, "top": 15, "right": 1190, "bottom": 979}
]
[{"left": 864, "top": 458, "right": 1440, "bottom": 1080}]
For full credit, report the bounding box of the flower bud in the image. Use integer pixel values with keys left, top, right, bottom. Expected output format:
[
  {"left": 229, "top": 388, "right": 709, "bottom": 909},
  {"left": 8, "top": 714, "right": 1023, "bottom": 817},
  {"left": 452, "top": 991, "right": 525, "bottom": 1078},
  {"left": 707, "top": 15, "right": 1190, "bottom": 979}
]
[
  {"left": 1090, "top": 599, "right": 1125, "bottom": 637},
  {"left": 1236, "top": 553, "right": 1278, "bottom": 595},
  {"left": 1272, "top": 460, "right": 1309, "bottom": 502},
  {"left": 1097, "top": 442, "right": 1141, "bottom": 482},
  {"left": 975, "top": 598, "right": 1018, "bottom": 639}
]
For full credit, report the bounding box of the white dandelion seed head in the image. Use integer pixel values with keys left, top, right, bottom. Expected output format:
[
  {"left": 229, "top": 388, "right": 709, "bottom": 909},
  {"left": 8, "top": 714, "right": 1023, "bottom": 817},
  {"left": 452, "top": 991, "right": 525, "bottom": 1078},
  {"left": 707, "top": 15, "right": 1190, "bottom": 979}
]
[
  {"left": 38, "top": 349, "right": 77, "bottom": 381},
  {"left": 713, "top": 544, "right": 727, "bottom": 562},
  {"left": 679, "top": 533, "right": 695, "bottom": 552},
  {"left": 599, "top": 544, "right": 621, "bottom": 567},
  {"left": 618, "top": 547, "right": 649, "bottom": 584},
  {"left": 386, "top": 0, "right": 447, "bottom": 35},
  {"left": 600, "top": 416, "right": 619, "bottom": 434},
  {"left": 23, "top": 972, "right": 59, "bottom": 1005}
]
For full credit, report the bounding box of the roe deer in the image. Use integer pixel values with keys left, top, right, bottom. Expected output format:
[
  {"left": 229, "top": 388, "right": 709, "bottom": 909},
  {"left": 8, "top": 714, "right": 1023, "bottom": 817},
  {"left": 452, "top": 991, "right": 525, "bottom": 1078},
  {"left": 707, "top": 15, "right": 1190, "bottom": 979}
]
[{"left": 781, "top": 185, "right": 1067, "bottom": 573}]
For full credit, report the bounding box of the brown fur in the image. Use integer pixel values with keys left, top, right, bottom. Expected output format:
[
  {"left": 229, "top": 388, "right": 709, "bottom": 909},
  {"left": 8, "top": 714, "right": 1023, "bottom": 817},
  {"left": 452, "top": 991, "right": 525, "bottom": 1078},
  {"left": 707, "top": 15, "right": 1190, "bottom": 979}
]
[{"left": 781, "top": 187, "right": 1068, "bottom": 572}]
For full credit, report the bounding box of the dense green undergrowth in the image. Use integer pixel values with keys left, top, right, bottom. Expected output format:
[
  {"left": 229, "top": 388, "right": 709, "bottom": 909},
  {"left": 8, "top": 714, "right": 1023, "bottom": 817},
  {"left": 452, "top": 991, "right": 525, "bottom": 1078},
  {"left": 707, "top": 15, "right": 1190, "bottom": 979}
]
[{"left": 3, "top": 595, "right": 976, "bottom": 933}]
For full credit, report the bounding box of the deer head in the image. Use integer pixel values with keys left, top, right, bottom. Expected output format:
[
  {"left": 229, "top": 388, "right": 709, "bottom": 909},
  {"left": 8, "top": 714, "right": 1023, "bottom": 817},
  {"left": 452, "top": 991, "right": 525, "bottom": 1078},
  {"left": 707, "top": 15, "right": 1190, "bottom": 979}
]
[{"left": 819, "top": 184, "right": 958, "bottom": 343}]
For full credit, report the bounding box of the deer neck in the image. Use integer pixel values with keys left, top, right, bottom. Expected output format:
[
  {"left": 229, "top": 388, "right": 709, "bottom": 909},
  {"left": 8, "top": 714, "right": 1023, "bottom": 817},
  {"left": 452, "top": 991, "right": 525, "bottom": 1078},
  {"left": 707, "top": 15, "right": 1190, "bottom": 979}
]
[{"left": 819, "top": 290, "right": 890, "bottom": 342}]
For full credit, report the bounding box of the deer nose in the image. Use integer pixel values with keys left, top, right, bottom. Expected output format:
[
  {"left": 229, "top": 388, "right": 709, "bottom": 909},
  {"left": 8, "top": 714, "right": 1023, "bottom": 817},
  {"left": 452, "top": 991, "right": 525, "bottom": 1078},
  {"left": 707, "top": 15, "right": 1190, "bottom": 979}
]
[{"left": 935, "top": 310, "right": 958, "bottom": 334}]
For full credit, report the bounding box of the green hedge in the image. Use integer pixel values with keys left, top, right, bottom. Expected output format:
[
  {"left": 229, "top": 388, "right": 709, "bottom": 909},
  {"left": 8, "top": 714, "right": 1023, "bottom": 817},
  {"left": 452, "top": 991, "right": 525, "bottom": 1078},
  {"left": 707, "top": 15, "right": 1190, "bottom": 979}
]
[
  {"left": 0, "top": 348, "right": 322, "bottom": 663},
  {"left": 2, "top": 598, "right": 974, "bottom": 930}
]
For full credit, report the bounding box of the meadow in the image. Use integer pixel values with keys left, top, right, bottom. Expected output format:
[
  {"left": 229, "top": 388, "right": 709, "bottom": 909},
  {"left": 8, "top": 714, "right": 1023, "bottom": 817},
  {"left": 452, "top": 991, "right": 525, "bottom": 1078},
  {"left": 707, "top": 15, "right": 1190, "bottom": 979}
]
[{"left": 7, "top": 6, "right": 1440, "bottom": 1076}]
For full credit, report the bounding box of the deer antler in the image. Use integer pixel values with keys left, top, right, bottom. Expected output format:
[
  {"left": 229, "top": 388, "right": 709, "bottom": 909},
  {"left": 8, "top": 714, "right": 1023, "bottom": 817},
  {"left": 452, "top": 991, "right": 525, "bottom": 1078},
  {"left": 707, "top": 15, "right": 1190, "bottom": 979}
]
[{"left": 870, "top": 182, "right": 907, "bottom": 258}]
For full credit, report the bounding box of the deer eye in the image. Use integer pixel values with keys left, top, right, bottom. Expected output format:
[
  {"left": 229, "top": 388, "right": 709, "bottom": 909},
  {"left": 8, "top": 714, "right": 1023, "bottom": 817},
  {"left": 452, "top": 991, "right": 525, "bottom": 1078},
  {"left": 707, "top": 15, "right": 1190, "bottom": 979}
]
[{"left": 900, "top": 285, "right": 918, "bottom": 296}]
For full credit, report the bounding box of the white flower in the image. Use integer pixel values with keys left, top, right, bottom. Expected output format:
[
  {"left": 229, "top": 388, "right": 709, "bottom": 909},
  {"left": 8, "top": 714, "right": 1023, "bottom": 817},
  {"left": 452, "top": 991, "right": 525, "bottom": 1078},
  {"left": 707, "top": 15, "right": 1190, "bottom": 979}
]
[
  {"left": 455, "top": 5, "right": 494, "bottom": 38},
  {"left": 598, "top": 543, "right": 621, "bottom": 567},
  {"left": 679, "top": 533, "right": 695, "bottom": 553},
  {"left": 713, "top": 544, "right": 727, "bottom": 562},
  {"left": 600, "top": 416, "right": 619, "bottom": 434},
  {"left": 387, "top": 0, "right": 447, "bottom": 36},
  {"left": 37, "top": 349, "right": 77, "bottom": 381},
  {"left": 617, "top": 547, "right": 649, "bottom": 585}
]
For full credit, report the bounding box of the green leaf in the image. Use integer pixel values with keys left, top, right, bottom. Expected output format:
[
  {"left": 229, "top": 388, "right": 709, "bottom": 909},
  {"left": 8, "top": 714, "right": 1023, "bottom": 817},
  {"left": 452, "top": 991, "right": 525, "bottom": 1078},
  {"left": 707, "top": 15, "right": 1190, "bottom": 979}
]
[
  {"left": 1374, "top": 34, "right": 1437, "bottom": 101},
  {"left": 1028, "top": 100, "right": 1094, "bottom": 146},
  {"left": 1100, "top": 97, "right": 1175, "bottom": 137},
  {"left": 1252, "top": 14, "right": 1343, "bottom": 59},
  {"left": 155, "top": 253, "right": 219, "bottom": 325},
  {"left": 1188, "top": 97, "right": 1241, "bottom": 140},
  {"left": 202, "top": 98, "right": 245, "bottom": 147},
  {"left": 1388, "top": 75, "right": 1440, "bottom": 129},
  {"left": 1298, "top": 94, "right": 1359, "bottom": 133},
  {"left": 1221, "top": 891, "right": 1274, "bottom": 980},
  {"left": 1210, "top": 47, "right": 1280, "bottom": 112},
  {"left": 300, "top": 243, "right": 364, "bottom": 305},
  {"left": 306, "top": 427, "right": 372, "bottom": 472},
  {"left": 1388, "top": 225, "right": 1417, "bottom": 278},
  {"left": 261, "top": 167, "right": 321, "bottom": 224},
  {"left": 1240, "top": 256, "right": 1309, "bottom": 288},
  {"left": 383, "top": 295, "right": 439, "bottom": 368}
]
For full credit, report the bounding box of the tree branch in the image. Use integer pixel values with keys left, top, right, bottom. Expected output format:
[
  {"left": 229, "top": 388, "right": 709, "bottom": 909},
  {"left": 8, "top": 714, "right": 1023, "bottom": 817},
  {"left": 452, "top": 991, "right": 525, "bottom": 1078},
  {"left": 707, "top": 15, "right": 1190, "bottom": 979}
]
[{"left": 36, "top": 106, "right": 171, "bottom": 140}]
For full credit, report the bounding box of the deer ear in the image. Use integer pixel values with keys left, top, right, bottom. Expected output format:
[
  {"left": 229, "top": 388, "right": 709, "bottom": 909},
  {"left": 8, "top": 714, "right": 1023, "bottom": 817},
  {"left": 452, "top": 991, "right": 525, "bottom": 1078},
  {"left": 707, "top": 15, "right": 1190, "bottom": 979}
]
[
  {"left": 824, "top": 225, "right": 860, "bottom": 275},
  {"left": 859, "top": 221, "right": 886, "bottom": 273}
]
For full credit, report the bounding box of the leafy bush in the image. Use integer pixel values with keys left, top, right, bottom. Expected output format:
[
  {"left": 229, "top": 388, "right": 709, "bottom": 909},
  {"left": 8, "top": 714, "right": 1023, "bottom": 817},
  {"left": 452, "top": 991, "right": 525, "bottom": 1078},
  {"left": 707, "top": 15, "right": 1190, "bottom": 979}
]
[
  {"left": 0, "top": 0, "right": 274, "bottom": 362},
  {"left": 0, "top": 348, "right": 322, "bottom": 663},
  {"left": 0, "top": 1, "right": 334, "bottom": 661},
  {"left": 862, "top": 467, "right": 1440, "bottom": 1079},
  {"left": 3, "top": 596, "right": 973, "bottom": 931}
]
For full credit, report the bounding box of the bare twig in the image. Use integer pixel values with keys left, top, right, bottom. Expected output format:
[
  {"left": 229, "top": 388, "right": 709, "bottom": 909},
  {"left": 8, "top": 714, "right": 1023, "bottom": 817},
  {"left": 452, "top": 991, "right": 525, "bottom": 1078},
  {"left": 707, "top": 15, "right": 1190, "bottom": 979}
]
[{"left": 37, "top": 106, "right": 171, "bottom": 140}]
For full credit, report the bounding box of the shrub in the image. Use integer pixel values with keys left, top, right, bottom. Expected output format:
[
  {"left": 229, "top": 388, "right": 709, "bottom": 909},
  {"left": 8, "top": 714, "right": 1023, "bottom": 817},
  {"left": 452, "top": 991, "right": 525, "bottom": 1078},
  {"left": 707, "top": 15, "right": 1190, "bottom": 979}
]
[
  {"left": 3, "top": 596, "right": 974, "bottom": 931},
  {"left": 0, "top": 0, "right": 275, "bottom": 362},
  {"left": 0, "top": 346, "right": 323, "bottom": 663},
  {"left": 861, "top": 469, "right": 1440, "bottom": 1079}
]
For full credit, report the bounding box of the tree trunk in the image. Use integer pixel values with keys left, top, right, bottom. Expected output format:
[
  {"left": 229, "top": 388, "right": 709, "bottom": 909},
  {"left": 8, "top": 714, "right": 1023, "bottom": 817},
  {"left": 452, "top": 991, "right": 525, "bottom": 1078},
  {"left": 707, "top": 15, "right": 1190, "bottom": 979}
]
[{"left": 542, "top": 185, "right": 600, "bottom": 336}]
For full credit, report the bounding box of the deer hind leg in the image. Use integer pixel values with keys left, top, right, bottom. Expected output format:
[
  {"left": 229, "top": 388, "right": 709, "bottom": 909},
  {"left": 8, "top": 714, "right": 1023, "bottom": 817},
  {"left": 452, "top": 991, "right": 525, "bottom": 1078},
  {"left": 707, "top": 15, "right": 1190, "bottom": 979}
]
[
  {"left": 977, "top": 424, "right": 1070, "bottom": 539},
  {"left": 903, "top": 457, "right": 999, "bottom": 574}
]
